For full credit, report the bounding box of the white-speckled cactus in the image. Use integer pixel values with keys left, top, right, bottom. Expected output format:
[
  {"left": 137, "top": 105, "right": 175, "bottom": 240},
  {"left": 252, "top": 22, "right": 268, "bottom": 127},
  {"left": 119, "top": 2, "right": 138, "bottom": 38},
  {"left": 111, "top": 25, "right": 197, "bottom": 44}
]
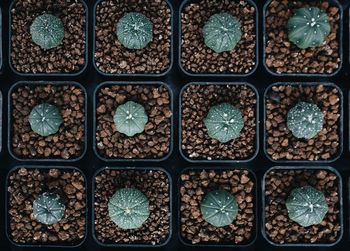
[{"left": 33, "top": 192, "right": 65, "bottom": 225}]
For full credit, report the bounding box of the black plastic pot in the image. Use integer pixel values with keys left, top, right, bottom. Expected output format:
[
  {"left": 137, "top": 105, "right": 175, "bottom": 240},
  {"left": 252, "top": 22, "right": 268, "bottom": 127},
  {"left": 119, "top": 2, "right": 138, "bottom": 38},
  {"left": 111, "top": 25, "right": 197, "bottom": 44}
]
[
  {"left": 178, "top": 0, "right": 259, "bottom": 77},
  {"left": 261, "top": 166, "right": 344, "bottom": 247},
  {"left": 0, "top": 6, "right": 3, "bottom": 72},
  {"left": 5, "top": 165, "right": 88, "bottom": 248},
  {"left": 263, "top": 82, "right": 344, "bottom": 163},
  {"left": 179, "top": 82, "right": 259, "bottom": 163},
  {"left": 8, "top": 81, "right": 88, "bottom": 162},
  {"left": 8, "top": 0, "right": 88, "bottom": 76},
  {"left": 178, "top": 167, "right": 257, "bottom": 247},
  {"left": 93, "top": 81, "right": 174, "bottom": 162},
  {"left": 262, "top": 0, "right": 343, "bottom": 77},
  {"left": 92, "top": 0, "right": 174, "bottom": 77},
  {"left": 92, "top": 166, "right": 173, "bottom": 247}
]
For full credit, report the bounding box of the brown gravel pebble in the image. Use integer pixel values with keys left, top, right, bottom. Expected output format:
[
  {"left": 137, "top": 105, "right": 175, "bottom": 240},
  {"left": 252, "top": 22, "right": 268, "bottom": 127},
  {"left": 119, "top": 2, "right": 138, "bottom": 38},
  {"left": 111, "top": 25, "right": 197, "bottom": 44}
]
[
  {"left": 264, "top": 168, "right": 341, "bottom": 244},
  {"left": 11, "top": 84, "right": 86, "bottom": 160},
  {"left": 95, "top": 84, "right": 172, "bottom": 159},
  {"left": 94, "top": 0, "right": 171, "bottom": 74},
  {"left": 11, "top": 0, "right": 86, "bottom": 74},
  {"left": 180, "top": 169, "right": 255, "bottom": 244},
  {"left": 8, "top": 168, "right": 87, "bottom": 245},
  {"left": 265, "top": 0, "right": 340, "bottom": 74},
  {"left": 181, "top": 0, "right": 256, "bottom": 74},
  {"left": 265, "top": 84, "right": 341, "bottom": 161},
  {"left": 94, "top": 168, "right": 170, "bottom": 245},
  {"left": 181, "top": 84, "right": 257, "bottom": 160}
]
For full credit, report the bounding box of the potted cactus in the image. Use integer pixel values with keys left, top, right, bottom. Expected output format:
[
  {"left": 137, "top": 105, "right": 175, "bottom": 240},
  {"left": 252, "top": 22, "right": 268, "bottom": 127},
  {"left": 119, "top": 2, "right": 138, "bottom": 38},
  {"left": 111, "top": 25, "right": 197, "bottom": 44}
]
[
  {"left": 264, "top": 83, "right": 342, "bottom": 162},
  {"left": 93, "top": 0, "right": 172, "bottom": 75},
  {"left": 93, "top": 167, "right": 171, "bottom": 246},
  {"left": 180, "top": 83, "right": 258, "bottom": 162},
  {"left": 94, "top": 82, "right": 173, "bottom": 161},
  {"left": 6, "top": 166, "right": 87, "bottom": 246},
  {"left": 9, "top": 81, "right": 87, "bottom": 161},
  {"left": 10, "top": 0, "right": 87, "bottom": 75},
  {"left": 264, "top": 0, "right": 342, "bottom": 75},
  {"left": 179, "top": 168, "right": 256, "bottom": 246},
  {"left": 263, "top": 166, "right": 343, "bottom": 245},
  {"left": 180, "top": 0, "right": 258, "bottom": 75}
]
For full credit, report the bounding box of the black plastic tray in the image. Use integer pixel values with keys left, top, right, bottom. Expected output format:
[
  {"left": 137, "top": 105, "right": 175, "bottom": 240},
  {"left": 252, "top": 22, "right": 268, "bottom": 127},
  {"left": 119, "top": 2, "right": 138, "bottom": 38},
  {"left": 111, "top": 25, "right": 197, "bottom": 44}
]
[{"left": 0, "top": 0, "right": 350, "bottom": 251}]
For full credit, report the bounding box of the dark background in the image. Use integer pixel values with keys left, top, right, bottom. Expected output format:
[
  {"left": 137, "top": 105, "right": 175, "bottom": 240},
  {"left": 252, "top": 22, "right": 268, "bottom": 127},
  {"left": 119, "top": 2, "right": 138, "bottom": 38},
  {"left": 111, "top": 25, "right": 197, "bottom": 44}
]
[{"left": 1, "top": 0, "right": 350, "bottom": 250}]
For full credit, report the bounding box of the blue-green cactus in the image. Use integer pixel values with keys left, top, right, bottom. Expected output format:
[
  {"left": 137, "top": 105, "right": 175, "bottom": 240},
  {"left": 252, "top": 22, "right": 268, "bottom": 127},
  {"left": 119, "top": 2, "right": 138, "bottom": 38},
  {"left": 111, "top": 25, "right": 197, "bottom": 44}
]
[
  {"left": 32, "top": 192, "right": 65, "bottom": 225},
  {"left": 28, "top": 103, "right": 62, "bottom": 137},
  {"left": 200, "top": 190, "right": 238, "bottom": 227},
  {"left": 287, "top": 7, "right": 331, "bottom": 49},
  {"left": 202, "top": 12, "right": 242, "bottom": 53},
  {"left": 116, "top": 12, "right": 153, "bottom": 49},
  {"left": 204, "top": 102, "right": 244, "bottom": 143},
  {"left": 286, "top": 186, "right": 328, "bottom": 227},
  {"left": 287, "top": 101, "right": 324, "bottom": 139},
  {"left": 30, "top": 14, "right": 65, "bottom": 50},
  {"left": 108, "top": 188, "right": 150, "bottom": 230}
]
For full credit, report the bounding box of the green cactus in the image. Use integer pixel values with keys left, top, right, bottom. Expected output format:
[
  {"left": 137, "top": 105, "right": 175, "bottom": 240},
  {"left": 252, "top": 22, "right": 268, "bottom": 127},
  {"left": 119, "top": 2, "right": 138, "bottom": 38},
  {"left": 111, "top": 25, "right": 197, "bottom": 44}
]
[
  {"left": 204, "top": 102, "right": 244, "bottom": 143},
  {"left": 287, "top": 7, "right": 331, "bottom": 49},
  {"left": 202, "top": 12, "right": 242, "bottom": 53},
  {"left": 28, "top": 103, "right": 62, "bottom": 137},
  {"left": 30, "top": 14, "right": 65, "bottom": 50},
  {"left": 200, "top": 190, "right": 238, "bottom": 227},
  {"left": 32, "top": 192, "right": 65, "bottom": 225},
  {"left": 287, "top": 101, "right": 324, "bottom": 139},
  {"left": 113, "top": 101, "right": 148, "bottom": 137},
  {"left": 286, "top": 186, "right": 328, "bottom": 227},
  {"left": 116, "top": 12, "right": 153, "bottom": 49},
  {"left": 108, "top": 188, "right": 150, "bottom": 230}
]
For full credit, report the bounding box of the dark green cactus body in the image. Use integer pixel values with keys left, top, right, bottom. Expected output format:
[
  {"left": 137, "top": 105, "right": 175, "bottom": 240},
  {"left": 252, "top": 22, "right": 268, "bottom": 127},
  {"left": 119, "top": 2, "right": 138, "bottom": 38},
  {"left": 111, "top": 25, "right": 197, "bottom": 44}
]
[
  {"left": 288, "top": 7, "right": 331, "bottom": 49},
  {"left": 32, "top": 192, "right": 65, "bottom": 225},
  {"left": 113, "top": 101, "right": 148, "bottom": 137},
  {"left": 204, "top": 102, "right": 244, "bottom": 143},
  {"left": 108, "top": 188, "right": 150, "bottom": 230},
  {"left": 116, "top": 12, "right": 153, "bottom": 49},
  {"left": 287, "top": 101, "right": 324, "bottom": 139},
  {"left": 286, "top": 186, "right": 328, "bottom": 227},
  {"left": 28, "top": 103, "right": 62, "bottom": 137},
  {"left": 30, "top": 14, "right": 65, "bottom": 50},
  {"left": 203, "top": 12, "right": 242, "bottom": 53},
  {"left": 200, "top": 190, "right": 238, "bottom": 227}
]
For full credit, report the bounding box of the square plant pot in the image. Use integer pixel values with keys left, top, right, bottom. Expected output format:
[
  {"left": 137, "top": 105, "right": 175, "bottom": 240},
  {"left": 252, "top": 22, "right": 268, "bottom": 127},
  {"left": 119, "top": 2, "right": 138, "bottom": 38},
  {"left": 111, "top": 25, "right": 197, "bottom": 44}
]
[
  {"left": 8, "top": 81, "right": 87, "bottom": 161},
  {"left": 9, "top": 0, "right": 88, "bottom": 76},
  {"left": 92, "top": 167, "right": 172, "bottom": 247},
  {"left": 93, "top": 0, "right": 173, "bottom": 76},
  {"left": 264, "top": 82, "right": 343, "bottom": 163},
  {"left": 180, "top": 82, "right": 259, "bottom": 162},
  {"left": 93, "top": 82, "right": 173, "bottom": 161},
  {"left": 263, "top": 0, "right": 343, "bottom": 76},
  {"left": 179, "top": 0, "right": 258, "bottom": 76},
  {"left": 179, "top": 167, "right": 257, "bottom": 246},
  {"left": 6, "top": 166, "right": 87, "bottom": 247},
  {"left": 262, "top": 166, "right": 343, "bottom": 246}
]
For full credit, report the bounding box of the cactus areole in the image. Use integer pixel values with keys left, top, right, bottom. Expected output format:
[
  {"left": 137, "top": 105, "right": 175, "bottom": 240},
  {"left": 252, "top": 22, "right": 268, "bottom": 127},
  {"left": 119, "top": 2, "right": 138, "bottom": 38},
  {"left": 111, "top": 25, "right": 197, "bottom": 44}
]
[{"left": 32, "top": 192, "right": 66, "bottom": 225}]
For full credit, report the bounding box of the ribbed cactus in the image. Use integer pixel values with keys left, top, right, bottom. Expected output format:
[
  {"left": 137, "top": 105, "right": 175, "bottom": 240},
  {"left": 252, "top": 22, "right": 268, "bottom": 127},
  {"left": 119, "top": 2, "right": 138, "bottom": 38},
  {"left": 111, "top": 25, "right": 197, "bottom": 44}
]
[
  {"left": 202, "top": 12, "right": 242, "bottom": 53},
  {"left": 30, "top": 14, "right": 65, "bottom": 50},
  {"left": 287, "top": 7, "right": 331, "bottom": 49},
  {"left": 32, "top": 192, "right": 66, "bottom": 225}
]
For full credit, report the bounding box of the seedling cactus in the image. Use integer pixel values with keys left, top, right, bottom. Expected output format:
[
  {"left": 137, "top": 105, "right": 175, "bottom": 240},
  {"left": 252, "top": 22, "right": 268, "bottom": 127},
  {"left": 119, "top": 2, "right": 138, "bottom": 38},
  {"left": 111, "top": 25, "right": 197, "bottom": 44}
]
[
  {"left": 287, "top": 7, "right": 331, "bottom": 49},
  {"left": 32, "top": 192, "right": 65, "bottom": 225},
  {"left": 108, "top": 188, "right": 150, "bottom": 230},
  {"left": 287, "top": 101, "right": 324, "bottom": 139},
  {"left": 204, "top": 102, "right": 244, "bottom": 143},
  {"left": 30, "top": 14, "right": 65, "bottom": 50},
  {"left": 286, "top": 186, "right": 328, "bottom": 227},
  {"left": 200, "top": 190, "right": 238, "bottom": 227},
  {"left": 116, "top": 12, "right": 153, "bottom": 49},
  {"left": 113, "top": 101, "right": 148, "bottom": 137},
  {"left": 203, "top": 12, "right": 242, "bottom": 53},
  {"left": 28, "top": 103, "right": 62, "bottom": 137}
]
